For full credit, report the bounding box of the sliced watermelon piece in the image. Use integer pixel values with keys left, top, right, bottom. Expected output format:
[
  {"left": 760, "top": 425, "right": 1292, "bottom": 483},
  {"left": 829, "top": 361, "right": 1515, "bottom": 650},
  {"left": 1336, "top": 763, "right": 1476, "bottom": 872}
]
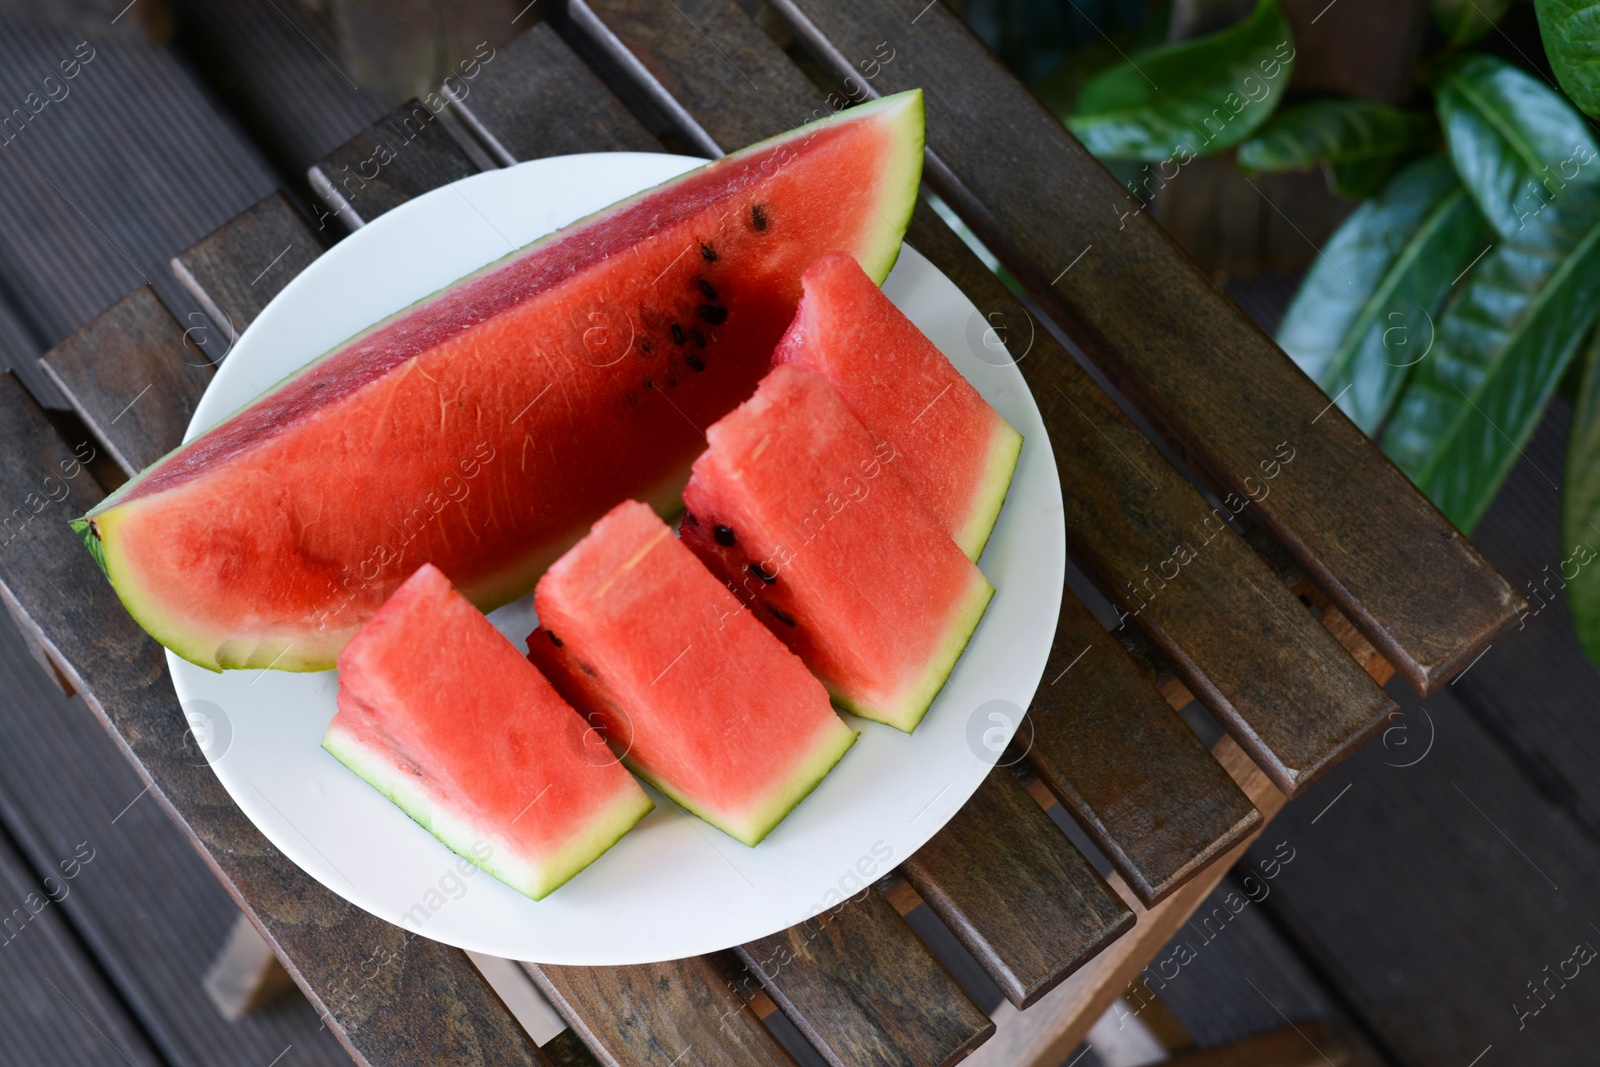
[
  {"left": 526, "top": 500, "right": 857, "bottom": 847},
  {"left": 77, "top": 90, "right": 926, "bottom": 672},
  {"left": 324, "top": 564, "right": 652, "bottom": 901},
  {"left": 680, "top": 365, "right": 993, "bottom": 732},
  {"left": 773, "top": 252, "right": 1022, "bottom": 559}
]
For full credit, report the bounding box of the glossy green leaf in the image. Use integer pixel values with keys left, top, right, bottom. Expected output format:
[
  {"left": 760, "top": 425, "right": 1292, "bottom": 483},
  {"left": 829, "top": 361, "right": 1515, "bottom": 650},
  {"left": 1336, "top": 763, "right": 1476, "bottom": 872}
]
[
  {"left": 1067, "top": 0, "right": 1295, "bottom": 161},
  {"left": 1536, "top": 0, "right": 1600, "bottom": 118},
  {"left": 1563, "top": 326, "right": 1600, "bottom": 666},
  {"left": 1433, "top": 0, "right": 1511, "bottom": 45},
  {"left": 1328, "top": 157, "right": 1411, "bottom": 198},
  {"left": 1382, "top": 182, "right": 1600, "bottom": 532},
  {"left": 1435, "top": 53, "right": 1600, "bottom": 239},
  {"left": 1278, "top": 156, "right": 1488, "bottom": 434},
  {"left": 1238, "top": 98, "right": 1435, "bottom": 197}
]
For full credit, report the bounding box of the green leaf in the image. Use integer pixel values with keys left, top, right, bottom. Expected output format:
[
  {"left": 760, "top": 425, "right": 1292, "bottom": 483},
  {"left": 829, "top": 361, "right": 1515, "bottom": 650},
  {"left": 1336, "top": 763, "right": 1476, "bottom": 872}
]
[
  {"left": 1536, "top": 0, "right": 1600, "bottom": 118},
  {"left": 1563, "top": 325, "right": 1600, "bottom": 664},
  {"left": 1067, "top": 0, "right": 1296, "bottom": 161},
  {"left": 1238, "top": 98, "right": 1436, "bottom": 197},
  {"left": 1382, "top": 182, "right": 1600, "bottom": 532},
  {"left": 1277, "top": 156, "right": 1488, "bottom": 433},
  {"left": 1433, "top": 0, "right": 1511, "bottom": 45},
  {"left": 1435, "top": 53, "right": 1600, "bottom": 239}
]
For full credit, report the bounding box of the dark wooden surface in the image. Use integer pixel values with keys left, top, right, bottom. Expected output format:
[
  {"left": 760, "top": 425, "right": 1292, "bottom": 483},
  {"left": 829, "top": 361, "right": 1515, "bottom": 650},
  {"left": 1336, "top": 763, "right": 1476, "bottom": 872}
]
[
  {"left": 763, "top": 0, "right": 1522, "bottom": 697},
  {"left": 900, "top": 767, "right": 1134, "bottom": 1008},
  {"left": 0, "top": 815, "right": 165, "bottom": 1067},
  {"left": 736, "top": 888, "right": 994, "bottom": 1067},
  {"left": 37, "top": 286, "right": 213, "bottom": 477},
  {"left": 308, "top": 97, "right": 479, "bottom": 228},
  {"left": 171, "top": 192, "right": 326, "bottom": 342},
  {"left": 528, "top": 955, "right": 800, "bottom": 1067},
  {"left": 565, "top": 0, "right": 1394, "bottom": 795},
  {"left": 0, "top": 373, "right": 549, "bottom": 1067}
]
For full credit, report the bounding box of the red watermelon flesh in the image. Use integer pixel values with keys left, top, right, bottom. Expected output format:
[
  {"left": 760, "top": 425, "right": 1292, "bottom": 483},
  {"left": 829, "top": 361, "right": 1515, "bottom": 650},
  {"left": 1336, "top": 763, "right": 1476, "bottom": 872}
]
[
  {"left": 527, "top": 501, "right": 856, "bottom": 847},
  {"left": 77, "top": 90, "right": 926, "bottom": 672},
  {"left": 680, "top": 365, "right": 993, "bottom": 732},
  {"left": 323, "top": 563, "right": 652, "bottom": 901},
  {"left": 772, "top": 252, "right": 1022, "bottom": 559}
]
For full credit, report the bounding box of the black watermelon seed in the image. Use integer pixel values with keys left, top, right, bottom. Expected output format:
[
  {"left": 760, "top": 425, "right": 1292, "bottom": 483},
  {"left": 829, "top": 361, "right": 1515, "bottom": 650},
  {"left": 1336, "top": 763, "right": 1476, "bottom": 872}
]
[
  {"left": 698, "top": 279, "right": 718, "bottom": 301},
  {"left": 769, "top": 606, "right": 798, "bottom": 628},
  {"left": 548, "top": 631, "right": 564, "bottom": 648},
  {"left": 748, "top": 562, "right": 777, "bottom": 584},
  {"left": 713, "top": 524, "right": 736, "bottom": 546},
  {"left": 639, "top": 339, "right": 652, "bottom": 355},
  {"left": 751, "top": 204, "right": 768, "bottom": 231},
  {"left": 690, "top": 327, "right": 707, "bottom": 348},
  {"left": 671, "top": 323, "right": 685, "bottom": 345},
  {"left": 686, "top": 355, "right": 705, "bottom": 372},
  {"left": 698, "top": 304, "right": 728, "bottom": 325},
  {"left": 667, "top": 376, "right": 678, "bottom": 388},
  {"left": 643, "top": 379, "right": 655, "bottom": 390},
  {"left": 700, "top": 242, "right": 718, "bottom": 261}
]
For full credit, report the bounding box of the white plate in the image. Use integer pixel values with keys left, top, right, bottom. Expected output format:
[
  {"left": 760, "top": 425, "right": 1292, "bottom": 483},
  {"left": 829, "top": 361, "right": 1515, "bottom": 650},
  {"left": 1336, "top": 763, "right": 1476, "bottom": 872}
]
[{"left": 170, "top": 153, "right": 1065, "bottom": 965}]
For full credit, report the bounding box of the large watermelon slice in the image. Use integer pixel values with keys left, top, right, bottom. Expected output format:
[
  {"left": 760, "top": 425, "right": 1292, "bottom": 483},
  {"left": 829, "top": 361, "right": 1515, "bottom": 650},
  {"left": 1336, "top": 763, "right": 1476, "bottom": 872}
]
[
  {"left": 772, "top": 252, "right": 1022, "bottom": 559},
  {"left": 680, "top": 365, "right": 993, "bottom": 732},
  {"left": 526, "top": 501, "right": 857, "bottom": 846},
  {"left": 324, "top": 563, "right": 653, "bottom": 901},
  {"left": 75, "top": 91, "right": 926, "bottom": 672}
]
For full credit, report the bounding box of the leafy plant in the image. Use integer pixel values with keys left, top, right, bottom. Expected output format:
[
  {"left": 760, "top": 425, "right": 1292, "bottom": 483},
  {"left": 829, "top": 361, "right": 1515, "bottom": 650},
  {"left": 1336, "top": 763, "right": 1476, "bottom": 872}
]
[
  {"left": 1563, "top": 328, "right": 1600, "bottom": 662},
  {"left": 1066, "top": 0, "right": 1295, "bottom": 161},
  {"left": 1238, "top": 99, "right": 1437, "bottom": 197},
  {"left": 1434, "top": 0, "right": 1512, "bottom": 46},
  {"left": 1535, "top": 0, "right": 1600, "bottom": 118}
]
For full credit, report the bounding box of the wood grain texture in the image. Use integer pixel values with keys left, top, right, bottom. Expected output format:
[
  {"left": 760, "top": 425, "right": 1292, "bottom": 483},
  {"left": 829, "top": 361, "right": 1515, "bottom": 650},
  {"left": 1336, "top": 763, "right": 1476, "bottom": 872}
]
[
  {"left": 735, "top": 887, "right": 994, "bottom": 1067},
  {"left": 0, "top": 373, "right": 548, "bottom": 1067},
  {"left": 568, "top": 0, "right": 1392, "bottom": 792},
  {"left": 36, "top": 286, "right": 213, "bottom": 477},
  {"left": 309, "top": 97, "right": 481, "bottom": 228},
  {"left": 1026, "top": 577, "right": 1261, "bottom": 905},
  {"left": 765, "top": 0, "right": 1521, "bottom": 696},
  {"left": 448, "top": 22, "right": 659, "bottom": 166},
  {"left": 171, "top": 192, "right": 326, "bottom": 342},
  {"left": 900, "top": 767, "right": 1134, "bottom": 1008},
  {"left": 526, "top": 954, "right": 799, "bottom": 1067}
]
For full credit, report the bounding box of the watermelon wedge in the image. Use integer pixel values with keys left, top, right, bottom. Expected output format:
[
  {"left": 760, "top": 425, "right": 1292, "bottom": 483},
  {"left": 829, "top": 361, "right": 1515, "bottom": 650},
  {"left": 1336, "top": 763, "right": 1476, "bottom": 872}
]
[
  {"left": 680, "top": 366, "right": 993, "bottom": 732},
  {"left": 773, "top": 252, "right": 1022, "bottom": 559},
  {"left": 75, "top": 90, "right": 926, "bottom": 672},
  {"left": 526, "top": 501, "right": 857, "bottom": 846},
  {"left": 323, "top": 564, "right": 653, "bottom": 901}
]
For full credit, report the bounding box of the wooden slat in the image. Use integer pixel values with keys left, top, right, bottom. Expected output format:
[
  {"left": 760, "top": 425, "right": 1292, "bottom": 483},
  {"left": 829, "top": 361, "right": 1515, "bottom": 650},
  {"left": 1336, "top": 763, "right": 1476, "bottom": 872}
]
[
  {"left": 171, "top": 192, "right": 326, "bottom": 343},
  {"left": 902, "top": 767, "right": 1134, "bottom": 1008},
  {"left": 526, "top": 954, "right": 800, "bottom": 1067},
  {"left": 764, "top": 0, "right": 1521, "bottom": 695},
  {"left": 0, "top": 607, "right": 351, "bottom": 1065},
  {"left": 0, "top": 371, "right": 549, "bottom": 1067},
  {"left": 565, "top": 0, "right": 1389, "bottom": 791},
  {"left": 448, "top": 22, "right": 659, "bottom": 166},
  {"left": 735, "top": 887, "right": 994, "bottom": 1067},
  {"left": 36, "top": 286, "right": 213, "bottom": 477},
  {"left": 1027, "top": 582, "right": 1261, "bottom": 905},
  {"left": 0, "top": 813, "right": 165, "bottom": 1067},
  {"left": 308, "top": 98, "right": 480, "bottom": 229}
]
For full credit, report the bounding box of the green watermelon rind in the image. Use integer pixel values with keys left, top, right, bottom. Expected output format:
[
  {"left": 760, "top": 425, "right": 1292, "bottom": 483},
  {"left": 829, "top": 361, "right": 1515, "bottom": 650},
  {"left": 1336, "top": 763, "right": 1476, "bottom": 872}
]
[
  {"left": 837, "top": 573, "right": 995, "bottom": 733},
  {"left": 627, "top": 718, "right": 859, "bottom": 847},
  {"left": 321, "top": 720, "right": 655, "bottom": 901},
  {"left": 80, "top": 89, "right": 927, "bottom": 675},
  {"left": 955, "top": 423, "right": 1024, "bottom": 562}
]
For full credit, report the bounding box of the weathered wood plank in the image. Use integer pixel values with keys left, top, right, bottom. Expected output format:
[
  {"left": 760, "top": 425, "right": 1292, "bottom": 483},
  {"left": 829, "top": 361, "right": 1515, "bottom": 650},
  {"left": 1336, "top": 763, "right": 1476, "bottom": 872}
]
[
  {"left": 309, "top": 97, "right": 481, "bottom": 229},
  {"left": 171, "top": 192, "right": 326, "bottom": 343},
  {"left": 36, "top": 286, "right": 213, "bottom": 477},
  {"left": 0, "top": 818, "right": 165, "bottom": 1067},
  {"left": 765, "top": 0, "right": 1521, "bottom": 695},
  {"left": 0, "top": 373, "right": 548, "bottom": 1067},
  {"left": 735, "top": 887, "right": 994, "bottom": 1067},
  {"left": 901, "top": 767, "right": 1134, "bottom": 1008},
  {"left": 448, "top": 22, "right": 659, "bottom": 166},
  {"left": 526, "top": 954, "right": 799, "bottom": 1067}
]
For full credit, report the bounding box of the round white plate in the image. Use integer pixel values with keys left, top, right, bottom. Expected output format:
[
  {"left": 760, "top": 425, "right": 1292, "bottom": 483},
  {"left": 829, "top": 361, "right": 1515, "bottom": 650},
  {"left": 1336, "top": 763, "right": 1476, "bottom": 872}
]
[{"left": 170, "top": 153, "right": 1065, "bottom": 965}]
